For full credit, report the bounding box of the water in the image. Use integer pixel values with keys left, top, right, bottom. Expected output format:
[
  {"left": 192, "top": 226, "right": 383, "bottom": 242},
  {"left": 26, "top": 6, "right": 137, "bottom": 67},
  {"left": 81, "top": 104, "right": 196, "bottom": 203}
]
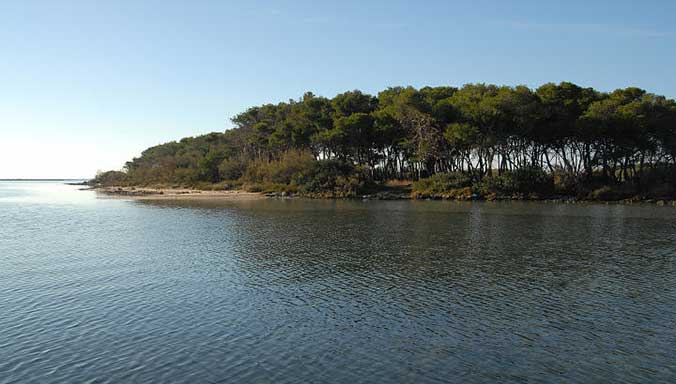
[{"left": 1, "top": 181, "right": 674, "bottom": 383}]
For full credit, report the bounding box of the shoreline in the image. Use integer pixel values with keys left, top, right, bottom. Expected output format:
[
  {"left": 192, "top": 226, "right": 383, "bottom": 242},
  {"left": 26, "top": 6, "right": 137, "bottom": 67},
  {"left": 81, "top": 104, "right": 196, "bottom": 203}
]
[
  {"left": 88, "top": 185, "right": 676, "bottom": 206},
  {"left": 92, "top": 186, "right": 265, "bottom": 201}
]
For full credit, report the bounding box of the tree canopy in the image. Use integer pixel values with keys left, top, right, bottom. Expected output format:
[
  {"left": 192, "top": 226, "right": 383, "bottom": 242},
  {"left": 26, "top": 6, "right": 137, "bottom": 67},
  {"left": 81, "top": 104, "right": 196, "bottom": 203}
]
[{"left": 104, "top": 82, "right": 676, "bottom": 198}]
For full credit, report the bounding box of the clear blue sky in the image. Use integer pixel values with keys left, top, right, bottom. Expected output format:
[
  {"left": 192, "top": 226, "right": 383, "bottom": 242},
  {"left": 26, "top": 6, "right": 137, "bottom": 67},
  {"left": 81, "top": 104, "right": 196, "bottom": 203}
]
[{"left": 1, "top": 0, "right": 674, "bottom": 178}]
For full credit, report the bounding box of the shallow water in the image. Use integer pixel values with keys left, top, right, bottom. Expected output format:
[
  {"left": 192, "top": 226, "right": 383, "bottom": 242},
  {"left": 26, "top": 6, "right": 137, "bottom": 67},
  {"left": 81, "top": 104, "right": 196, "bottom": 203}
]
[{"left": 1, "top": 181, "right": 675, "bottom": 383}]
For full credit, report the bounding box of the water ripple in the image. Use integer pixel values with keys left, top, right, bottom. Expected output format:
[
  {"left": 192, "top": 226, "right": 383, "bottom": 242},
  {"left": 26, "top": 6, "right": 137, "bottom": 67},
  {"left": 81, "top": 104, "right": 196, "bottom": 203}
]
[{"left": 0, "top": 182, "right": 675, "bottom": 383}]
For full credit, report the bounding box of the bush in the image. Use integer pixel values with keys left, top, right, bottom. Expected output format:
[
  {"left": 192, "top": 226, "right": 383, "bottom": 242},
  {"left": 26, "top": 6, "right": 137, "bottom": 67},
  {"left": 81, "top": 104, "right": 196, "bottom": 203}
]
[
  {"left": 590, "top": 186, "right": 622, "bottom": 201},
  {"left": 291, "top": 159, "right": 366, "bottom": 197},
  {"left": 237, "top": 152, "right": 371, "bottom": 197},
  {"left": 243, "top": 150, "right": 316, "bottom": 185},
  {"left": 91, "top": 171, "right": 129, "bottom": 186},
  {"left": 218, "top": 158, "right": 247, "bottom": 180},
  {"left": 511, "top": 167, "right": 555, "bottom": 194},
  {"left": 173, "top": 168, "right": 199, "bottom": 185},
  {"left": 476, "top": 175, "right": 510, "bottom": 196},
  {"left": 477, "top": 167, "right": 554, "bottom": 197},
  {"left": 635, "top": 165, "right": 676, "bottom": 191},
  {"left": 244, "top": 183, "right": 264, "bottom": 193},
  {"left": 553, "top": 171, "right": 582, "bottom": 195},
  {"left": 412, "top": 172, "right": 472, "bottom": 198}
]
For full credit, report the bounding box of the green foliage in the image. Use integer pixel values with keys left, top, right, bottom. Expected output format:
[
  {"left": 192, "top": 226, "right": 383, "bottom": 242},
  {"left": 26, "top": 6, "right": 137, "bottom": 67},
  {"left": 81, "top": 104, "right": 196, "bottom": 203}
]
[
  {"left": 243, "top": 150, "right": 316, "bottom": 185},
  {"left": 444, "top": 123, "right": 478, "bottom": 147},
  {"left": 291, "top": 160, "right": 364, "bottom": 197},
  {"left": 218, "top": 157, "right": 247, "bottom": 180},
  {"left": 331, "top": 90, "right": 378, "bottom": 117},
  {"left": 477, "top": 168, "right": 554, "bottom": 196},
  {"left": 412, "top": 172, "right": 471, "bottom": 198},
  {"left": 95, "top": 82, "right": 676, "bottom": 200},
  {"left": 91, "top": 170, "right": 129, "bottom": 186},
  {"left": 197, "top": 151, "right": 225, "bottom": 183},
  {"left": 511, "top": 167, "right": 555, "bottom": 194}
]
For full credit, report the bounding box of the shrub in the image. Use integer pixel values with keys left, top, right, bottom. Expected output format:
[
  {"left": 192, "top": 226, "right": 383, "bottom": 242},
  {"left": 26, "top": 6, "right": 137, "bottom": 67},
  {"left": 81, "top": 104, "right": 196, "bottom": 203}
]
[
  {"left": 173, "top": 168, "right": 199, "bottom": 185},
  {"left": 590, "top": 186, "right": 622, "bottom": 201},
  {"left": 553, "top": 171, "right": 582, "bottom": 195},
  {"left": 292, "top": 159, "right": 365, "bottom": 197},
  {"left": 91, "top": 171, "right": 129, "bottom": 186},
  {"left": 218, "top": 158, "right": 247, "bottom": 180},
  {"left": 635, "top": 165, "right": 676, "bottom": 191},
  {"left": 244, "top": 183, "right": 264, "bottom": 193},
  {"left": 511, "top": 167, "right": 555, "bottom": 194},
  {"left": 477, "top": 167, "right": 554, "bottom": 197},
  {"left": 243, "top": 150, "right": 316, "bottom": 185},
  {"left": 412, "top": 172, "right": 472, "bottom": 199},
  {"left": 476, "top": 175, "right": 510, "bottom": 196}
]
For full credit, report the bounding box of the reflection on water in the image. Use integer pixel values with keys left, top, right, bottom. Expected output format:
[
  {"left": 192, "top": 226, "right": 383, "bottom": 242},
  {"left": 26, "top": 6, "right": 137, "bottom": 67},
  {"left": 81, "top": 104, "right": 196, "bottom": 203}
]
[{"left": 1, "top": 181, "right": 675, "bottom": 383}]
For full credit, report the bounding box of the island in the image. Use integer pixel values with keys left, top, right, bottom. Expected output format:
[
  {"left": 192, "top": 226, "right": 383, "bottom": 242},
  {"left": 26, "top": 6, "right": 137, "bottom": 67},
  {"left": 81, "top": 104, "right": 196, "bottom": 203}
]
[{"left": 91, "top": 82, "right": 676, "bottom": 204}]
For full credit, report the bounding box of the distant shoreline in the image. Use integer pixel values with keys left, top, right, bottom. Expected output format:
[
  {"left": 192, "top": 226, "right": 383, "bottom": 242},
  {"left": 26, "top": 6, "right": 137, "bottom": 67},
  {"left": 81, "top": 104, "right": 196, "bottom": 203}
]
[{"left": 0, "top": 179, "right": 87, "bottom": 181}]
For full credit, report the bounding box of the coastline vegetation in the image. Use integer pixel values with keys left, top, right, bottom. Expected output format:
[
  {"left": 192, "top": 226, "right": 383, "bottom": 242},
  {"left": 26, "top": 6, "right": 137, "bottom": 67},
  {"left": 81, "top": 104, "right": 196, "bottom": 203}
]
[{"left": 93, "top": 82, "right": 676, "bottom": 201}]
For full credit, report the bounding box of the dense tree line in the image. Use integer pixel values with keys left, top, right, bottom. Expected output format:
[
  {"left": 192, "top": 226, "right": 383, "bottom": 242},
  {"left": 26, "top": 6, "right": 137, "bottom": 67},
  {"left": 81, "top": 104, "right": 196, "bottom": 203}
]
[{"left": 100, "top": 82, "right": 676, "bottom": 198}]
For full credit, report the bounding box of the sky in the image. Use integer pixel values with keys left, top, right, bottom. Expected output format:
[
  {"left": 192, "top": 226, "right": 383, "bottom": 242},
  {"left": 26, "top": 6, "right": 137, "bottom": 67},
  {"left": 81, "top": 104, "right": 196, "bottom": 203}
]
[{"left": 1, "top": 0, "right": 675, "bottom": 179}]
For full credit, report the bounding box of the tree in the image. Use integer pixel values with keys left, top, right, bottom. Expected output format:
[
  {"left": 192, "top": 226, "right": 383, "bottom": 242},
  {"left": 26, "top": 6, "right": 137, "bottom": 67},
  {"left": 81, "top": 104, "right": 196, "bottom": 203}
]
[{"left": 101, "top": 83, "right": 676, "bottom": 198}]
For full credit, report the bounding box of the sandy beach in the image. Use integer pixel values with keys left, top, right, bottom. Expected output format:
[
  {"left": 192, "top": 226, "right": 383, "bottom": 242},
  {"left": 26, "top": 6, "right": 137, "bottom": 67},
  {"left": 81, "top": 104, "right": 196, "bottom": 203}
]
[{"left": 94, "top": 187, "right": 265, "bottom": 201}]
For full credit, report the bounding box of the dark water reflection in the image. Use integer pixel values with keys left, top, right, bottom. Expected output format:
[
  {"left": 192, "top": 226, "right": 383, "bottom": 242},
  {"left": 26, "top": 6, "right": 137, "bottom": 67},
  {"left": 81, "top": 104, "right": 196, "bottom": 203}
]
[{"left": 1, "top": 182, "right": 674, "bottom": 383}]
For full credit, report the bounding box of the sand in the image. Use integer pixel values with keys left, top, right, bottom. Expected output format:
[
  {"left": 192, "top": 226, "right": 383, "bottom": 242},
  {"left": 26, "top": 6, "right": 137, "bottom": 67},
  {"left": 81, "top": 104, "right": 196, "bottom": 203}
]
[{"left": 94, "top": 187, "right": 265, "bottom": 201}]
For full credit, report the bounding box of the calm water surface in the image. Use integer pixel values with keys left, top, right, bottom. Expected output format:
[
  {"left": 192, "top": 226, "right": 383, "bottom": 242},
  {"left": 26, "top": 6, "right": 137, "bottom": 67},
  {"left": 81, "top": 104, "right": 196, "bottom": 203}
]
[{"left": 1, "top": 181, "right": 675, "bottom": 383}]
